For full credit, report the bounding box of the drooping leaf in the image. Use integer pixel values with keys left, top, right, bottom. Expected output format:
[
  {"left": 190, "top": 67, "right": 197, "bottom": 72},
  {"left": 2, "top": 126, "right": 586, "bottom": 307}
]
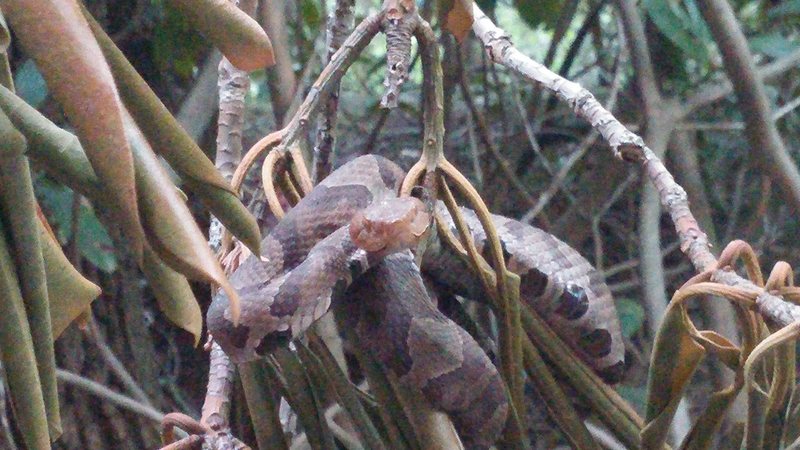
[
  {"left": 305, "top": 336, "right": 389, "bottom": 450},
  {"left": 1, "top": 0, "right": 145, "bottom": 262},
  {"left": 680, "top": 385, "right": 742, "bottom": 450},
  {"left": 239, "top": 360, "right": 290, "bottom": 450},
  {"left": 0, "top": 11, "right": 13, "bottom": 90},
  {"left": 166, "top": 0, "right": 274, "bottom": 71},
  {"left": 0, "top": 218, "right": 49, "bottom": 450},
  {"left": 0, "top": 85, "right": 100, "bottom": 198},
  {"left": 0, "top": 108, "right": 60, "bottom": 440},
  {"left": 267, "top": 349, "right": 337, "bottom": 450},
  {"left": 38, "top": 213, "right": 101, "bottom": 339},
  {"left": 124, "top": 111, "right": 241, "bottom": 326},
  {"left": 693, "top": 330, "right": 740, "bottom": 370},
  {"left": 641, "top": 305, "right": 705, "bottom": 449},
  {"left": 83, "top": 9, "right": 262, "bottom": 257},
  {"left": 141, "top": 246, "right": 202, "bottom": 345}
]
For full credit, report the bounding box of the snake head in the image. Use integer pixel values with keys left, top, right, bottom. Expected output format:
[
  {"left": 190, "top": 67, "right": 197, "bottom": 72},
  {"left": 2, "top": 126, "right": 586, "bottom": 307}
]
[{"left": 349, "top": 196, "right": 431, "bottom": 253}]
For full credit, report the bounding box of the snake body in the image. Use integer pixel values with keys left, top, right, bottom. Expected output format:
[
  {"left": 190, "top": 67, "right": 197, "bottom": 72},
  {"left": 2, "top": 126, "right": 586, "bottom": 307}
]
[
  {"left": 207, "top": 155, "right": 625, "bottom": 448},
  {"left": 424, "top": 206, "right": 625, "bottom": 383}
]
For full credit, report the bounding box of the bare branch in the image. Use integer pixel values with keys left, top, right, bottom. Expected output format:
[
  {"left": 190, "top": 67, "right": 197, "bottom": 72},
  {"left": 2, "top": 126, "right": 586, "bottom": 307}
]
[
  {"left": 697, "top": 0, "right": 800, "bottom": 214},
  {"left": 311, "top": 0, "right": 356, "bottom": 182},
  {"left": 56, "top": 369, "right": 164, "bottom": 424},
  {"left": 683, "top": 47, "right": 800, "bottom": 114},
  {"left": 471, "top": 0, "right": 800, "bottom": 342}
]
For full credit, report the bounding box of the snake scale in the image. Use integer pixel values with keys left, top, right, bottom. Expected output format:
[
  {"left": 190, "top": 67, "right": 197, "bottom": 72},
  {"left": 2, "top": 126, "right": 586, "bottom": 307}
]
[{"left": 207, "top": 155, "right": 624, "bottom": 449}]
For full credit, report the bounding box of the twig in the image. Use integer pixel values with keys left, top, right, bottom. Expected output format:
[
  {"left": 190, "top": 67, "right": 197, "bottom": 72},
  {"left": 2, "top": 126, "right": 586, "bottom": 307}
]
[
  {"left": 360, "top": 107, "right": 391, "bottom": 154},
  {"left": 311, "top": 0, "right": 356, "bottom": 182},
  {"left": 472, "top": 0, "right": 800, "bottom": 356},
  {"left": 204, "top": 2, "right": 254, "bottom": 447},
  {"left": 509, "top": 76, "right": 553, "bottom": 176},
  {"left": 683, "top": 47, "right": 800, "bottom": 114},
  {"left": 209, "top": 0, "right": 257, "bottom": 253},
  {"left": 608, "top": 263, "right": 692, "bottom": 294},
  {"left": 86, "top": 319, "right": 156, "bottom": 409},
  {"left": 458, "top": 61, "right": 539, "bottom": 207},
  {"left": 519, "top": 40, "right": 626, "bottom": 223},
  {"left": 592, "top": 172, "right": 638, "bottom": 271},
  {"left": 601, "top": 241, "right": 681, "bottom": 279},
  {"left": 465, "top": 111, "right": 484, "bottom": 189},
  {"left": 56, "top": 369, "right": 164, "bottom": 423}
]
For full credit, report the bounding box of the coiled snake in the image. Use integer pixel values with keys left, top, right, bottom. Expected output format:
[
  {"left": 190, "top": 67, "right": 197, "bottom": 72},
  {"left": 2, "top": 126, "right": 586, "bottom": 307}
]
[{"left": 207, "top": 155, "right": 624, "bottom": 449}]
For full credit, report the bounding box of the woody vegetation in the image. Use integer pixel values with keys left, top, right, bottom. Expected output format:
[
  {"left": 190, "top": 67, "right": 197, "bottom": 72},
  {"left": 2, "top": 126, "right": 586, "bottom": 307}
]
[{"left": 0, "top": 0, "right": 799, "bottom": 449}]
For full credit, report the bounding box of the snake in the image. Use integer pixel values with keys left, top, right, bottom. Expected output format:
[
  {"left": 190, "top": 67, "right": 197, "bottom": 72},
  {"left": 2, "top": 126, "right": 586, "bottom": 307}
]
[{"left": 207, "top": 155, "right": 625, "bottom": 449}]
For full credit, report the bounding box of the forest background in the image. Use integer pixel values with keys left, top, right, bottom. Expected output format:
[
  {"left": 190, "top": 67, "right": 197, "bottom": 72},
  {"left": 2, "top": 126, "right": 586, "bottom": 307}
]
[{"left": 1, "top": 0, "right": 800, "bottom": 448}]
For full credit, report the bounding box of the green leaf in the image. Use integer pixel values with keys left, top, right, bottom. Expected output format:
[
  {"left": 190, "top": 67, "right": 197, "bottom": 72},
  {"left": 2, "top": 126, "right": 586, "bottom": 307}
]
[
  {"left": 0, "top": 218, "right": 50, "bottom": 450},
  {"left": 642, "top": 0, "right": 711, "bottom": 63},
  {"left": 13, "top": 60, "right": 47, "bottom": 108},
  {"left": 616, "top": 297, "right": 645, "bottom": 339},
  {"left": 239, "top": 359, "right": 290, "bottom": 450},
  {"left": 512, "top": 0, "right": 562, "bottom": 29},
  {"left": 302, "top": 338, "right": 389, "bottom": 450},
  {"left": 270, "top": 349, "right": 336, "bottom": 450},
  {"left": 300, "top": 0, "right": 322, "bottom": 30},
  {"left": 767, "top": 0, "right": 800, "bottom": 18},
  {"left": 616, "top": 384, "right": 647, "bottom": 415},
  {"left": 35, "top": 179, "right": 117, "bottom": 273},
  {"left": 749, "top": 33, "right": 800, "bottom": 58},
  {"left": 152, "top": 3, "right": 207, "bottom": 80},
  {"left": 0, "top": 108, "right": 60, "bottom": 440},
  {"left": 39, "top": 218, "right": 101, "bottom": 339},
  {"left": 76, "top": 205, "right": 117, "bottom": 273},
  {"left": 0, "top": 84, "right": 100, "bottom": 199}
]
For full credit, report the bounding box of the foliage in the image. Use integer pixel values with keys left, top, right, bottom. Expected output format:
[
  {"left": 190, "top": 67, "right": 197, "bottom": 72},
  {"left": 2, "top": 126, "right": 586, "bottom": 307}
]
[{"left": 0, "top": 0, "right": 799, "bottom": 449}]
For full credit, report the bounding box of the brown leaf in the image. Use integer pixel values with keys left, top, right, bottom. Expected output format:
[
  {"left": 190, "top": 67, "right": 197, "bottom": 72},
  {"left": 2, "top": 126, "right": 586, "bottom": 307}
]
[
  {"left": 141, "top": 246, "right": 202, "bottom": 345},
  {"left": 1, "top": 0, "right": 144, "bottom": 261},
  {"left": 83, "top": 9, "right": 262, "bottom": 257},
  {"left": 39, "top": 215, "right": 101, "bottom": 339},
  {"left": 641, "top": 305, "right": 705, "bottom": 449},
  {"left": 168, "top": 0, "right": 274, "bottom": 71},
  {"left": 123, "top": 111, "right": 241, "bottom": 324},
  {"left": 443, "top": 0, "right": 474, "bottom": 43}
]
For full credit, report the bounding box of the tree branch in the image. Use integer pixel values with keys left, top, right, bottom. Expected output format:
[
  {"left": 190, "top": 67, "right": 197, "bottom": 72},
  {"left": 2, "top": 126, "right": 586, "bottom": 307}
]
[{"left": 697, "top": 0, "right": 800, "bottom": 214}]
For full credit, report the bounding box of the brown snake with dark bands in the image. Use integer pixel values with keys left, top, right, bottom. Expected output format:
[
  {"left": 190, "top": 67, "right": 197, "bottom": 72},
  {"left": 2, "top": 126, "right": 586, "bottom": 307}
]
[{"left": 207, "top": 155, "right": 624, "bottom": 449}]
